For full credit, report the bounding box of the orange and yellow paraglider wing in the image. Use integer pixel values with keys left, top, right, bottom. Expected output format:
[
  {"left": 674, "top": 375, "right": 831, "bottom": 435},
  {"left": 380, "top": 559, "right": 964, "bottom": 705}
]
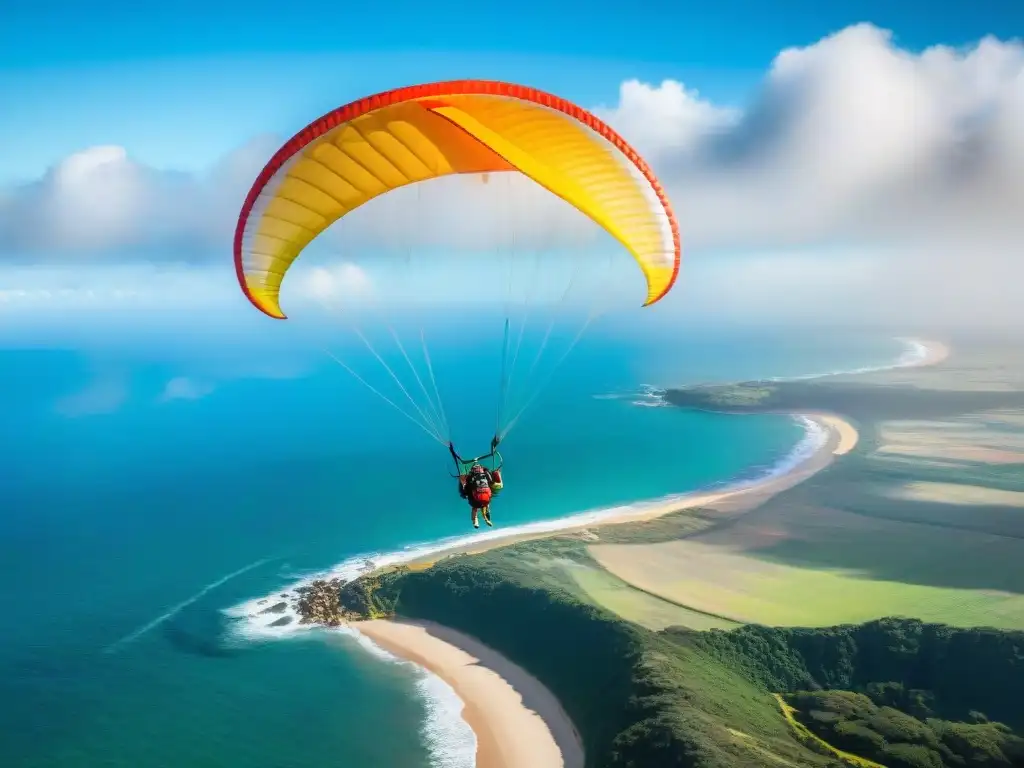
[{"left": 235, "top": 81, "right": 680, "bottom": 319}]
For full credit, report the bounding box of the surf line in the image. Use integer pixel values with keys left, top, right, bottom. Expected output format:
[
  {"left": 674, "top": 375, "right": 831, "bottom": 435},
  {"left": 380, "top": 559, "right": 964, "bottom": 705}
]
[{"left": 104, "top": 556, "right": 276, "bottom": 654}]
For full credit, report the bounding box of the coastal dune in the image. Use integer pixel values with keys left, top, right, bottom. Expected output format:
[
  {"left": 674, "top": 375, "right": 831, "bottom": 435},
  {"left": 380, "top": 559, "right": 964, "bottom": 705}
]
[{"left": 357, "top": 619, "right": 584, "bottom": 768}]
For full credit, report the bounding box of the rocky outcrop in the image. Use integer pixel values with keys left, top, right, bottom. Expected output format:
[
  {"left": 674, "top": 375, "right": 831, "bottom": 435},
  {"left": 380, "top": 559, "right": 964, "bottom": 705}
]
[
  {"left": 294, "top": 569, "right": 409, "bottom": 626},
  {"left": 295, "top": 579, "right": 345, "bottom": 626}
]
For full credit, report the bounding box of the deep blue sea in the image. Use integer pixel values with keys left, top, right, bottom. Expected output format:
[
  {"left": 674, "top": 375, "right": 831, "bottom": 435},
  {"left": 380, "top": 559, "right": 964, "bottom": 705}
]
[{"left": 0, "top": 317, "right": 912, "bottom": 767}]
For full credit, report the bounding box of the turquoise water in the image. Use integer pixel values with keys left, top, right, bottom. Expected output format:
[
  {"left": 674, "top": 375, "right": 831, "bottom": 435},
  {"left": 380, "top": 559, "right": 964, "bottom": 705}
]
[{"left": 0, "top": 320, "right": 908, "bottom": 767}]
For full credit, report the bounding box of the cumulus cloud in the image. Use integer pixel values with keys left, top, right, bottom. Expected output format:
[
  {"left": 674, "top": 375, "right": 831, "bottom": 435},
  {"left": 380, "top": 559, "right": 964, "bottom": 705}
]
[
  {"left": 593, "top": 79, "right": 738, "bottom": 162},
  {"left": 600, "top": 24, "right": 1024, "bottom": 327},
  {"left": 2, "top": 24, "right": 1024, "bottom": 327},
  {"left": 0, "top": 136, "right": 280, "bottom": 261},
  {"left": 614, "top": 24, "right": 1024, "bottom": 253}
]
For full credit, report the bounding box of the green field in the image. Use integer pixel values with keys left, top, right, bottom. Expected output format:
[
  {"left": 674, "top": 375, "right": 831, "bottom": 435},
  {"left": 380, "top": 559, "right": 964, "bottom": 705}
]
[
  {"left": 594, "top": 539, "right": 1024, "bottom": 628},
  {"left": 567, "top": 561, "right": 740, "bottom": 630},
  {"left": 426, "top": 537, "right": 742, "bottom": 630},
  {"left": 591, "top": 489, "right": 1024, "bottom": 629}
]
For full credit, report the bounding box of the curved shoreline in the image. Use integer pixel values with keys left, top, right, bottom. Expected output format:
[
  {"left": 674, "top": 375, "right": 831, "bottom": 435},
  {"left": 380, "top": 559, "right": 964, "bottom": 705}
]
[{"left": 357, "top": 619, "right": 584, "bottom": 768}]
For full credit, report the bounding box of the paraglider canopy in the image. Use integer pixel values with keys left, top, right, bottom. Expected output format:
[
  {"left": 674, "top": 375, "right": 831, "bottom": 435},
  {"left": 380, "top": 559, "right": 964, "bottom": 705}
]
[{"left": 234, "top": 80, "right": 681, "bottom": 320}]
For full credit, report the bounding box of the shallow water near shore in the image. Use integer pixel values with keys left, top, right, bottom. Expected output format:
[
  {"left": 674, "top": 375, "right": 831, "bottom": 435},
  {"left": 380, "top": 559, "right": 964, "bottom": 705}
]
[{"left": 0, "top": 327, "right": 913, "bottom": 767}]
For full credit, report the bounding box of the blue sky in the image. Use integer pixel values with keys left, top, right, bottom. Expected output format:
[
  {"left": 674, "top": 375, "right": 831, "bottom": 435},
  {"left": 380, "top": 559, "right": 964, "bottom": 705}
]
[
  {"left": 2, "top": 0, "right": 1020, "bottom": 181},
  {"left": 2, "top": 2, "right": 1023, "bottom": 338},
  {"left": 6, "top": 0, "right": 1017, "bottom": 67}
]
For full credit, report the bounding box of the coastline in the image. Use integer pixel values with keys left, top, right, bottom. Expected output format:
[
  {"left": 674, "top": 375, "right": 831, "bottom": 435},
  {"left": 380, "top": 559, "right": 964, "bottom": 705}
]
[
  {"left": 229, "top": 336, "right": 950, "bottom": 768},
  {"left": 357, "top": 619, "right": 585, "bottom": 768},
  {"left": 344, "top": 415, "right": 848, "bottom": 768}
]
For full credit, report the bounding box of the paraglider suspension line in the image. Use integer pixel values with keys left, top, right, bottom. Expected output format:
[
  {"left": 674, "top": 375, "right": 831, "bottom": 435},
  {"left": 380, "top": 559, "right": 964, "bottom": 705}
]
[
  {"left": 322, "top": 349, "right": 446, "bottom": 446},
  {"left": 420, "top": 329, "right": 449, "bottom": 439},
  {"left": 388, "top": 326, "right": 450, "bottom": 440},
  {"left": 496, "top": 317, "right": 511, "bottom": 436},
  {"left": 500, "top": 309, "right": 599, "bottom": 440}
]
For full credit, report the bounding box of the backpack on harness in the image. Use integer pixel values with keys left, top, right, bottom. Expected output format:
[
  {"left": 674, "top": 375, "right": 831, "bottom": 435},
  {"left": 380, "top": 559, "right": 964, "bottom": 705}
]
[{"left": 466, "top": 473, "right": 492, "bottom": 507}]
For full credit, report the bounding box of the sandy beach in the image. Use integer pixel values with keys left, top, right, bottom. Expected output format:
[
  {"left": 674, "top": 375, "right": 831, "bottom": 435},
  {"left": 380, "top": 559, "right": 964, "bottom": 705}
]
[
  {"left": 357, "top": 619, "right": 585, "bottom": 768},
  {"left": 351, "top": 337, "right": 949, "bottom": 768}
]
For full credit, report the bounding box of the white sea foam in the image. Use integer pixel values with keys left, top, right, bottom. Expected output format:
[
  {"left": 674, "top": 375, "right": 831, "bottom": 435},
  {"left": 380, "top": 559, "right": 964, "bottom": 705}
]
[
  {"left": 415, "top": 672, "right": 477, "bottom": 768},
  {"left": 627, "top": 383, "right": 670, "bottom": 407},
  {"left": 326, "top": 626, "right": 476, "bottom": 767}
]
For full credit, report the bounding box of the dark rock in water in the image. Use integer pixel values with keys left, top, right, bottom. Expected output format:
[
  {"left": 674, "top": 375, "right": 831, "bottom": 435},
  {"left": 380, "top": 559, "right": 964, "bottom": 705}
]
[
  {"left": 259, "top": 601, "right": 288, "bottom": 615},
  {"left": 269, "top": 616, "right": 293, "bottom": 627},
  {"left": 257, "top": 599, "right": 268, "bottom": 606},
  {"left": 280, "top": 593, "right": 288, "bottom": 598}
]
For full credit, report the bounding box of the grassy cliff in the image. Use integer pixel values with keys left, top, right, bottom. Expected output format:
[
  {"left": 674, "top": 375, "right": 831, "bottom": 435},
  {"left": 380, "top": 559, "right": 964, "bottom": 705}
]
[{"left": 340, "top": 543, "right": 1024, "bottom": 767}]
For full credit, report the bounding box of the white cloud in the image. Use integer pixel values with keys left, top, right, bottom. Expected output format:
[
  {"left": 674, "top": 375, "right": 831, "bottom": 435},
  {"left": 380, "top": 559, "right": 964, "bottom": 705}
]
[
  {"left": 297, "top": 261, "right": 374, "bottom": 303},
  {"left": 597, "top": 24, "right": 1024, "bottom": 326},
  {"left": 520, "top": 25, "right": 1022, "bottom": 267},
  {"left": 2, "top": 24, "right": 1024, "bottom": 328},
  {"left": 593, "top": 79, "right": 738, "bottom": 161},
  {"left": 0, "top": 136, "right": 279, "bottom": 259}
]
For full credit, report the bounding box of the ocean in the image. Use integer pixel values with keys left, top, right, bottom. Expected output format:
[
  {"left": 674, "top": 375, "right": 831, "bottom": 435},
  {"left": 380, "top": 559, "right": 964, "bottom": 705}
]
[{"left": 0, "top": 321, "right": 919, "bottom": 768}]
